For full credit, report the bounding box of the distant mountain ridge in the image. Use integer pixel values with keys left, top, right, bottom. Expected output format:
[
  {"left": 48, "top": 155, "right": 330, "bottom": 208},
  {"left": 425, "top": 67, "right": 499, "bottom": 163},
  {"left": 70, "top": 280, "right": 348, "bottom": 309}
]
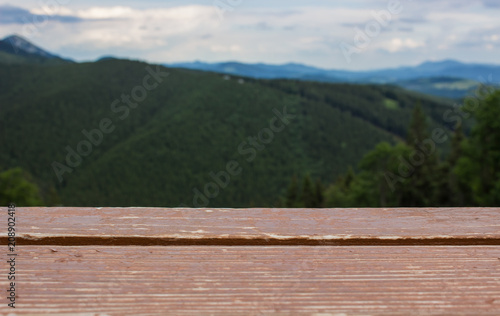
[
  {"left": 168, "top": 59, "right": 500, "bottom": 83},
  {"left": 0, "top": 34, "right": 497, "bottom": 98},
  {"left": 0, "top": 34, "right": 72, "bottom": 65},
  {"left": 168, "top": 60, "right": 500, "bottom": 98}
]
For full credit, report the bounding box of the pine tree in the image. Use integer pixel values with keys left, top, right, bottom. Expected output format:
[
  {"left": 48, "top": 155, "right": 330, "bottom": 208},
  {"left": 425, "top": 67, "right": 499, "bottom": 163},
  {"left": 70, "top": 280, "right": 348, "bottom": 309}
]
[
  {"left": 285, "top": 175, "right": 299, "bottom": 208},
  {"left": 455, "top": 91, "right": 500, "bottom": 206},
  {"left": 345, "top": 167, "right": 355, "bottom": 187},
  {"left": 400, "top": 102, "right": 440, "bottom": 206},
  {"left": 449, "top": 123, "right": 465, "bottom": 166},
  {"left": 447, "top": 123, "right": 472, "bottom": 205},
  {"left": 406, "top": 102, "right": 430, "bottom": 146},
  {"left": 301, "top": 174, "right": 315, "bottom": 208},
  {"left": 313, "top": 179, "right": 324, "bottom": 208}
]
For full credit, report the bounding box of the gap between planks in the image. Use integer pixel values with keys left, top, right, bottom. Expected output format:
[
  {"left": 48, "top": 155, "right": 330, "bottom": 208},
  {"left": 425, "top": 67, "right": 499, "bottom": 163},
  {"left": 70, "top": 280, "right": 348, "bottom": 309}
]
[{"left": 4, "top": 236, "right": 500, "bottom": 246}]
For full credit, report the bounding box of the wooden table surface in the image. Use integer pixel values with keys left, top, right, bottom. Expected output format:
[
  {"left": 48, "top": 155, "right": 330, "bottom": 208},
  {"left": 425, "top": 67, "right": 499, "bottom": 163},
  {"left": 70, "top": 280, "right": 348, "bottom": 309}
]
[{"left": 2, "top": 207, "right": 500, "bottom": 315}]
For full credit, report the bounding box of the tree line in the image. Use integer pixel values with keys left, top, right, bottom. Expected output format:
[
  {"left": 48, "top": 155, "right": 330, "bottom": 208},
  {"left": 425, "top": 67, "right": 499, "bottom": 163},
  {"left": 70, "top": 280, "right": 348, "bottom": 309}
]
[{"left": 284, "top": 89, "right": 500, "bottom": 208}]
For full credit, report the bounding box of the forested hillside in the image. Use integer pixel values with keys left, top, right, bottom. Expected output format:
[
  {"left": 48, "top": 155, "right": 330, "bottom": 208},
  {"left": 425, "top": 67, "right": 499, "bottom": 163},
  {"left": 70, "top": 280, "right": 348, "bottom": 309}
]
[
  {"left": 0, "top": 59, "right": 454, "bottom": 207},
  {"left": 285, "top": 89, "right": 500, "bottom": 208}
]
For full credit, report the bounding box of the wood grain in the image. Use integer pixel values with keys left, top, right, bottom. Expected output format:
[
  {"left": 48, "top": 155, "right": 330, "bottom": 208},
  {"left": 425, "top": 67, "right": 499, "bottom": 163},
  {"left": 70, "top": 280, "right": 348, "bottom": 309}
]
[
  {"left": 2, "top": 207, "right": 500, "bottom": 314},
  {"left": 4, "top": 207, "right": 500, "bottom": 245},
  {"left": 2, "top": 246, "right": 499, "bottom": 315}
]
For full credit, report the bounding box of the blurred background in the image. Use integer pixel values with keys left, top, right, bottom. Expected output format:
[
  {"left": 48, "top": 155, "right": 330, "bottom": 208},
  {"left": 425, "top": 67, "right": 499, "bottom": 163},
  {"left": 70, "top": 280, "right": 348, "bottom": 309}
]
[{"left": 1, "top": 0, "right": 499, "bottom": 207}]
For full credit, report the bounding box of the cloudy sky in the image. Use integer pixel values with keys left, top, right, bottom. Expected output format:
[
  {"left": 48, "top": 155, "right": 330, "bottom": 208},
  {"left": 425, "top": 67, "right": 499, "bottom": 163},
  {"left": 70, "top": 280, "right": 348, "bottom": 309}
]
[{"left": 0, "top": 0, "right": 499, "bottom": 70}]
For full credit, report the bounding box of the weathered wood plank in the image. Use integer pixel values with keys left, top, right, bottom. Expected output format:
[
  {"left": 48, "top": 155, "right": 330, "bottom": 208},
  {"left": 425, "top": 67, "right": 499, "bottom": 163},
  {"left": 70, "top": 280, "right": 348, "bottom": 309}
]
[
  {"left": 6, "top": 207, "right": 500, "bottom": 245},
  {"left": 3, "top": 246, "right": 500, "bottom": 315}
]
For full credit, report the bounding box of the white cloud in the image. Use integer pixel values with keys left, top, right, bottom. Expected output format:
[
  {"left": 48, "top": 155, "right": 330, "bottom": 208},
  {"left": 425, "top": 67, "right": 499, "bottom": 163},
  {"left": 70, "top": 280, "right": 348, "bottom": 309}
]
[
  {"left": 210, "top": 45, "right": 242, "bottom": 53},
  {"left": 385, "top": 38, "right": 425, "bottom": 52},
  {"left": 1, "top": 1, "right": 500, "bottom": 69},
  {"left": 32, "top": 6, "right": 135, "bottom": 19}
]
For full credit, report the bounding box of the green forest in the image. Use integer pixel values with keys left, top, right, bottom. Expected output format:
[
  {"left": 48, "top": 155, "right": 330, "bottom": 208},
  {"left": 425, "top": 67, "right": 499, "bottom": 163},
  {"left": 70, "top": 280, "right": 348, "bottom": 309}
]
[
  {"left": 0, "top": 58, "right": 498, "bottom": 207},
  {"left": 285, "top": 89, "right": 500, "bottom": 208}
]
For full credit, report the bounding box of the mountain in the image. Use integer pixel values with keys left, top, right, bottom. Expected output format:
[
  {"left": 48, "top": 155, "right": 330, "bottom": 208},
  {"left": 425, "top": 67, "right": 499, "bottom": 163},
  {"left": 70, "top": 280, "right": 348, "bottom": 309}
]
[
  {"left": 0, "top": 57, "right": 455, "bottom": 207},
  {"left": 1, "top": 33, "right": 492, "bottom": 98},
  {"left": 168, "top": 60, "right": 500, "bottom": 98},
  {"left": 0, "top": 36, "right": 459, "bottom": 207},
  {"left": 169, "top": 61, "right": 326, "bottom": 82},
  {"left": 0, "top": 35, "right": 72, "bottom": 65},
  {"left": 169, "top": 61, "right": 329, "bottom": 80},
  {"left": 351, "top": 59, "right": 500, "bottom": 83}
]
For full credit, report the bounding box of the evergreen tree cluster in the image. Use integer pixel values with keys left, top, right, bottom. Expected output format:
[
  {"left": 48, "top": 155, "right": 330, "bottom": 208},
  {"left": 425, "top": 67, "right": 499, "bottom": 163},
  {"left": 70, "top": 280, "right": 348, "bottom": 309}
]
[
  {"left": 283, "top": 89, "right": 500, "bottom": 207},
  {"left": 284, "top": 175, "right": 324, "bottom": 208}
]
